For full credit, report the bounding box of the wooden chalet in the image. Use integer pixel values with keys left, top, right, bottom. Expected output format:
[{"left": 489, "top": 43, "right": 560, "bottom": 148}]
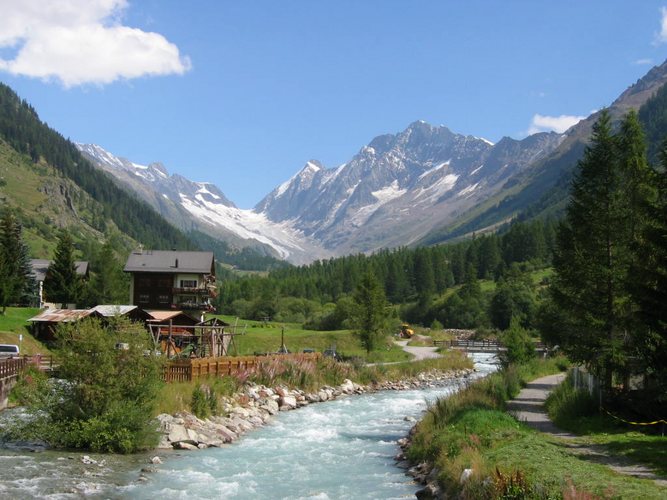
[{"left": 123, "top": 250, "right": 217, "bottom": 318}]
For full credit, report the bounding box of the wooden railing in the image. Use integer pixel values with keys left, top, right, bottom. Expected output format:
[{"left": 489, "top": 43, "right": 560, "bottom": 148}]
[
  {"left": 433, "top": 339, "right": 502, "bottom": 349},
  {"left": 164, "top": 352, "right": 321, "bottom": 382},
  {"left": 0, "top": 357, "right": 27, "bottom": 379},
  {"left": 433, "top": 339, "right": 548, "bottom": 352}
]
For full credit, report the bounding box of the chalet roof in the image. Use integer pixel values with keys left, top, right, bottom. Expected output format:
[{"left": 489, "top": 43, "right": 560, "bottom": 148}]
[
  {"left": 28, "top": 309, "right": 92, "bottom": 323},
  {"left": 88, "top": 305, "right": 139, "bottom": 317},
  {"left": 30, "top": 259, "right": 89, "bottom": 282},
  {"left": 144, "top": 310, "right": 199, "bottom": 324},
  {"left": 123, "top": 250, "right": 214, "bottom": 274}
]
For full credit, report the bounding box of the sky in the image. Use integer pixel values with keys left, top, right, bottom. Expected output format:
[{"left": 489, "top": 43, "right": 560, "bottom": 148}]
[{"left": 1, "top": 1, "right": 667, "bottom": 209}]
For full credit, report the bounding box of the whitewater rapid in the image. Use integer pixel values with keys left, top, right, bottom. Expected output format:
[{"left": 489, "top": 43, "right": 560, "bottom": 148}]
[{"left": 0, "top": 353, "right": 498, "bottom": 499}]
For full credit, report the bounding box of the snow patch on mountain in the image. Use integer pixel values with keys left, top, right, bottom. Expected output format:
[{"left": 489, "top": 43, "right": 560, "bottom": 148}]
[
  {"left": 415, "top": 174, "right": 459, "bottom": 203},
  {"left": 458, "top": 182, "right": 479, "bottom": 198},
  {"left": 419, "top": 160, "right": 451, "bottom": 180},
  {"left": 178, "top": 193, "right": 310, "bottom": 259},
  {"left": 350, "top": 181, "right": 407, "bottom": 227}
]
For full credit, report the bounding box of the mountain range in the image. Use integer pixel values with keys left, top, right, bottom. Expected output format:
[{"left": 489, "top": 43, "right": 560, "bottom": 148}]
[
  {"left": 76, "top": 58, "right": 667, "bottom": 264},
  {"left": 2, "top": 59, "right": 667, "bottom": 269}
]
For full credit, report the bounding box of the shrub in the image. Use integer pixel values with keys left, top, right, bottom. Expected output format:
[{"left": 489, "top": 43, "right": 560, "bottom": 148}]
[
  {"left": 545, "top": 373, "right": 598, "bottom": 428},
  {"left": 191, "top": 385, "right": 210, "bottom": 419},
  {"left": 500, "top": 318, "right": 536, "bottom": 367},
  {"left": 12, "top": 317, "right": 163, "bottom": 453}
]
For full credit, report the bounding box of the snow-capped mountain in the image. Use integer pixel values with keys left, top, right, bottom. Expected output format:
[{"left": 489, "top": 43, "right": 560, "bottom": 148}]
[
  {"left": 256, "top": 121, "right": 564, "bottom": 254},
  {"left": 77, "top": 121, "right": 564, "bottom": 263},
  {"left": 76, "top": 144, "right": 326, "bottom": 264}
]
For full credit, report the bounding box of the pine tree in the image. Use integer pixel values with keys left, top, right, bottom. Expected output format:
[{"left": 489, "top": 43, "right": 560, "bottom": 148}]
[
  {"left": 0, "top": 211, "right": 32, "bottom": 313},
  {"left": 630, "top": 139, "right": 667, "bottom": 391},
  {"left": 84, "top": 240, "right": 128, "bottom": 306},
  {"left": 551, "top": 110, "right": 653, "bottom": 388},
  {"left": 44, "top": 230, "right": 82, "bottom": 307},
  {"left": 352, "top": 272, "right": 388, "bottom": 354}
]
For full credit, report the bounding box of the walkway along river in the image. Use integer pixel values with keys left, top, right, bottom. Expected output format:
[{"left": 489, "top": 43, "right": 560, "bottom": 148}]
[{"left": 0, "top": 353, "right": 498, "bottom": 499}]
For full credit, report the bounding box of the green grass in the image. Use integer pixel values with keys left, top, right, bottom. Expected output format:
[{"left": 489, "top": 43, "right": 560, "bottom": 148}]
[
  {"left": 0, "top": 306, "right": 40, "bottom": 334},
  {"left": 545, "top": 375, "right": 667, "bottom": 478},
  {"left": 408, "top": 357, "right": 666, "bottom": 498},
  {"left": 216, "top": 315, "right": 410, "bottom": 363},
  {"left": 0, "top": 307, "right": 51, "bottom": 356}
]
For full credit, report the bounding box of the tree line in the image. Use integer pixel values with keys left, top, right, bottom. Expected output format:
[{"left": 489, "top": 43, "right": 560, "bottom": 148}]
[
  {"left": 0, "top": 210, "right": 129, "bottom": 312},
  {"left": 217, "top": 218, "right": 556, "bottom": 328}
]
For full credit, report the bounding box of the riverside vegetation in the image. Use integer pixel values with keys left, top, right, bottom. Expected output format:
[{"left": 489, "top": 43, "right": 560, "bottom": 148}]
[
  {"left": 6, "top": 314, "right": 473, "bottom": 454},
  {"left": 404, "top": 357, "right": 666, "bottom": 499}
]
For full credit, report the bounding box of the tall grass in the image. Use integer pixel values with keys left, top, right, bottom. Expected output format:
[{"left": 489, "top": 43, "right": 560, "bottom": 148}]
[
  {"left": 155, "top": 349, "right": 473, "bottom": 415},
  {"left": 544, "top": 372, "right": 598, "bottom": 430}
]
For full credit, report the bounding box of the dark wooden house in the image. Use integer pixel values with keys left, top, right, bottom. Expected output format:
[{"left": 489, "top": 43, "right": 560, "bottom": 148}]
[{"left": 123, "top": 250, "right": 217, "bottom": 315}]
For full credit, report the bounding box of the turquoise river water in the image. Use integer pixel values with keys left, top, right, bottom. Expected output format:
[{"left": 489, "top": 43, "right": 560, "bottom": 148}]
[{"left": 0, "top": 353, "right": 497, "bottom": 499}]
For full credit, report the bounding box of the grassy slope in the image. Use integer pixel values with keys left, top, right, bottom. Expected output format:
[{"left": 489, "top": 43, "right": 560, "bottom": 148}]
[
  {"left": 0, "top": 139, "right": 137, "bottom": 258},
  {"left": 0, "top": 307, "right": 50, "bottom": 355},
  {"left": 408, "top": 358, "right": 666, "bottom": 498}
]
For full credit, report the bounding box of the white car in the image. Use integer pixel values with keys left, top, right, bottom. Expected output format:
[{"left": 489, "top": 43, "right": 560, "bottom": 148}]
[{"left": 0, "top": 344, "right": 19, "bottom": 358}]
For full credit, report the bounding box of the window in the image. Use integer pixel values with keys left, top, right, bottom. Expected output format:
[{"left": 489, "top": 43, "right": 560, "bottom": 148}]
[
  {"left": 138, "top": 294, "right": 150, "bottom": 304},
  {"left": 158, "top": 294, "right": 170, "bottom": 305},
  {"left": 180, "top": 279, "right": 197, "bottom": 288}
]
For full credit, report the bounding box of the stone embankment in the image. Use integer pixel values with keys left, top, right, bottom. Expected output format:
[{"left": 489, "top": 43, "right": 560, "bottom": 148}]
[{"left": 155, "top": 368, "right": 473, "bottom": 451}]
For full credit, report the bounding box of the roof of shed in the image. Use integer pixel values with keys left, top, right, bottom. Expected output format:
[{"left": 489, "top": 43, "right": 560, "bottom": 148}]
[
  {"left": 124, "top": 250, "right": 214, "bottom": 274},
  {"left": 88, "top": 305, "right": 139, "bottom": 317},
  {"left": 28, "top": 309, "right": 92, "bottom": 323}
]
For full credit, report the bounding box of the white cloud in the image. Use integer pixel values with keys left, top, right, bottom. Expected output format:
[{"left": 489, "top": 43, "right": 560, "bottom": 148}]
[
  {"left": 634, "top": 58, "right": 653, "bottom": 65},
  {"left": 526, "top": 113, "right": 586, "bottom": 135},
  {"left": 655, "top": 6, "right": 667, "bottom": 44},
  {"left": 0, "top": 0, "right": 191, "bottom": 87}
]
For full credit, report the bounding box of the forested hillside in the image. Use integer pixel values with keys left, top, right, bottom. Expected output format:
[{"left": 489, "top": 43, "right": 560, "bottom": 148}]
[
  {"left": 219, "top": 218, "right": 556, "bottom": 330},
  {"left": 0, "top": 83, "right": 194, "bottom": 252}
]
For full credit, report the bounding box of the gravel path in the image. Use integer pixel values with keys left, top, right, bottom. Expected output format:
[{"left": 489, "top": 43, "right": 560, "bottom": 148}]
[
  {"left": 507, "top": 373, "right": 667, "bottom": 487},
  {"left": 394, "top": 340, "right": 441, "bottom": 361}
]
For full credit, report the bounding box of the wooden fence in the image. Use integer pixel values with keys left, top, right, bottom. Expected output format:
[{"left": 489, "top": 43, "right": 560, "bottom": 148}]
[
  {"left": 0, "top": 357, "right": 27, "bottom": 379},
  {"left": 164, "top": 352, "right": 322, "bottom": 382}
]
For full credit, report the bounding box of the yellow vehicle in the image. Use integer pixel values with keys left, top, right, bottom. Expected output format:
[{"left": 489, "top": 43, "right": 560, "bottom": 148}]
[{"left": 399, "top": 324, "right": 414, "bottom": 339}]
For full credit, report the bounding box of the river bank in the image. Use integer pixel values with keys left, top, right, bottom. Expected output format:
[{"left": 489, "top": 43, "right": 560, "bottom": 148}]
[
  {"left": 0, "top": 354, "right": 497, "bottom": 498},
  {"left": 155, "top": 367, "right": 474, "bottom": 452}
]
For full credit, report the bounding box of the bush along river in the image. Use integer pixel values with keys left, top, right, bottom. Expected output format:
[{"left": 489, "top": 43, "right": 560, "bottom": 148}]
[{"left": 0, "top": 353, "right": 498, "bottom": 499}]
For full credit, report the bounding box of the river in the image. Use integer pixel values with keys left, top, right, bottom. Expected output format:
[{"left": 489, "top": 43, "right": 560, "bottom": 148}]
[{"left": 0, "top": 353, "right": 498, "bottom": 499}]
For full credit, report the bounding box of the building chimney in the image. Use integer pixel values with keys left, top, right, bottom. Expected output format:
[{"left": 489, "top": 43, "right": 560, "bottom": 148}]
[{"left": 175, "top": 258, "right": 179, "bottom": 268}]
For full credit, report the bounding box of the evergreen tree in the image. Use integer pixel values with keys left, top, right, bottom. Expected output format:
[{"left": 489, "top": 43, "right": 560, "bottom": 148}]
[
  {"left": 414, "top": 249, "right": 435, "bottom": 300},
  {"left": 0, "top": 211, "right": 33, "bottom": 313},
  {"left": 551, "top": 110, "right": 652, "bottom": 388},
  {"left": 44, "top": 230, "right": 82, "bottom": 307},
  {"left": 352, "top": 272, "right": 388, "bottom": 354},
  {"left": 84, "top": 240, "right": 128, "bottom": 306},
  {"left": 630, "top": 139, "right": 667, "bottom": 391}
]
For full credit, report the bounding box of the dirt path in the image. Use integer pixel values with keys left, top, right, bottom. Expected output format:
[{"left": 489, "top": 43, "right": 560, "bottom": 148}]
[
  {"left": 394, "top": 340, "right": 441, "bottom": 361},
  {"left": 507, "top": 374, "right": 667, "bottom": 487}
]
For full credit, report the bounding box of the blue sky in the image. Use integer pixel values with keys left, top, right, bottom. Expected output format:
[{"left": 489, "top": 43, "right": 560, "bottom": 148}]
[{"left": 1, "top": 1, "right": 667, "bottom": 208}]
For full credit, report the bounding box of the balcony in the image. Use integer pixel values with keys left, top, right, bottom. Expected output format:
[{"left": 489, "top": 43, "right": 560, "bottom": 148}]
[
  {"left": 172, "top": 284, "right": 218, "bottom": 298},
  {"left": 172, "top": 301, "right": 215, "bottom": 312}
]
